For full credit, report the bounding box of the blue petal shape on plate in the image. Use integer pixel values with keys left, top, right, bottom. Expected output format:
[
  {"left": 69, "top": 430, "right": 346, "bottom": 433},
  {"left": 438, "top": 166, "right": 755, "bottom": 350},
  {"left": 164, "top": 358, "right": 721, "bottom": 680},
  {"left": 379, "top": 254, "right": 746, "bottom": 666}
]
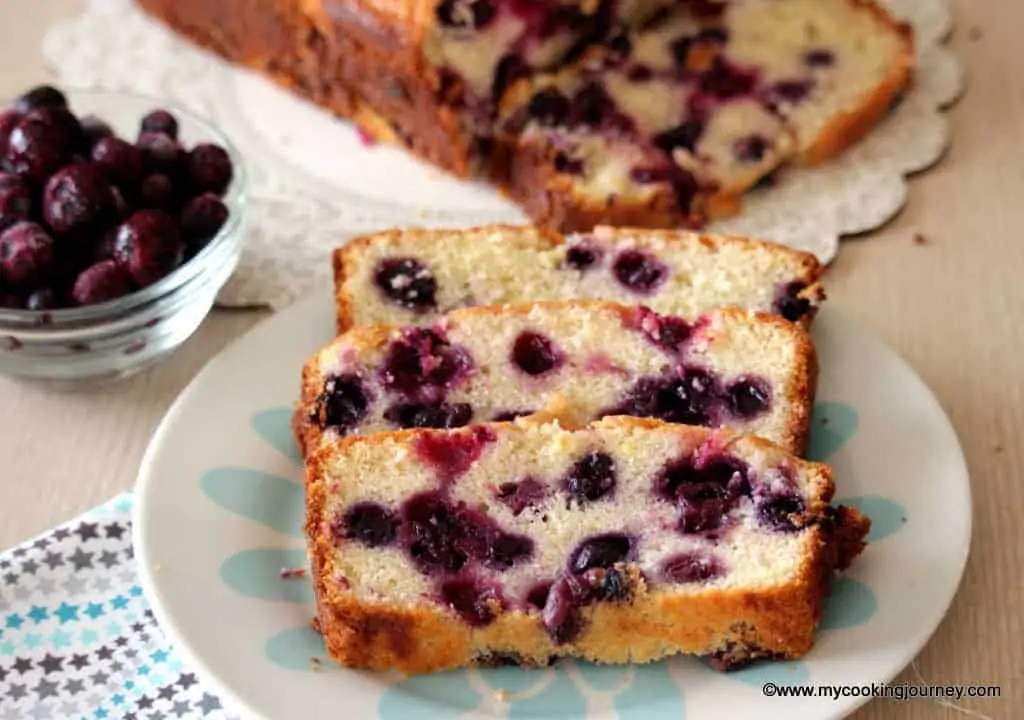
[
  {"left": 220, "top": 548, "right": 312, "bottom": 603},
  {"left": 836, "top": 495, "right": 907, "bottom": 543},
  {"left": 199, "top": 468, "right": 304, "bottom": 538},
  {"left": 806, "top": 402, "right": 859, "bottom": 462}
]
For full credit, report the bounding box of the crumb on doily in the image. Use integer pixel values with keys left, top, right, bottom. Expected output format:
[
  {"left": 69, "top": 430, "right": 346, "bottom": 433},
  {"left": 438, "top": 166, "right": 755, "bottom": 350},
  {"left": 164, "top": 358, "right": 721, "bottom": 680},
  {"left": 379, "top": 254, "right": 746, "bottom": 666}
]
[
  {"left": 311, "top": 657, "right": 323, "bottom": 672},
  {"left": 968, "top": 26, "right": 983, "bottom": 41},
  {"left": 913, "top": 233, "right": 929, "bottom": 245},
  {"left": 280, "top": 566, "right": 308, "bottom": 579}
]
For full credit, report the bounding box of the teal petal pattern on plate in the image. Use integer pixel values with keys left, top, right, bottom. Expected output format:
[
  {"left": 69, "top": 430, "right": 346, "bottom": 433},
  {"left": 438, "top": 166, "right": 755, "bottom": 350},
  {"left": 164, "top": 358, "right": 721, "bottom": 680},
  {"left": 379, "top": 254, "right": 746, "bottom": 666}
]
[
  {"left": 220, "top": 548, "right": 312, "bottom": 603},
  {"left": 501, "top": 669, "right": 587, "bottom": 719},
  {"left": 251, "top": 407, "right": 304, "bottom": 464},
  {"left": 265, "top": 625, "right": 332, "bottom": 671},
  {"left": 379, "top": 670, "right": 484, "bottom": 719},
  {"left": 835, "top": 495, "right": 908, "bottom": 543},
  {"left": 806, "top": 402, "right": 859, "bottom": 462},
  {"left": 608, "top": 663, "right": 685, "bottom": 719},
  {"left": 199, "top": 468, "right": 304, "bottom": 538},
  {"left": 820, "top": 577, "right": 878, "bottom": 630},
  {"left": 574, "top": 663, "right": 634, "bottom": 693},
  {"left": 704, "top": 657, "right": 810, "bottom": 688}
]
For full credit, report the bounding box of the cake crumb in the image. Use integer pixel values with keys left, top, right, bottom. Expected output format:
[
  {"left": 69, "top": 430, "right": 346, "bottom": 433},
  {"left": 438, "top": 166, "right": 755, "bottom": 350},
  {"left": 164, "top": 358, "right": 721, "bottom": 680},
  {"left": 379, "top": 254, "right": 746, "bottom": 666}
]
[
  {"left": 280, "top": 567, "right": 308, "bottom": 579},
  {"left": 494, "top": 689, "right": 510, "bottom": 703},
  {"left": 968, "top": 26, "right": 983, "bottom": 41},
  {"left": 311, "top": 657, "right": 322, "bottom": 672},
  {"left": 913, "top": 233, "right": 928, "bottom": 245},
  {"left": 356, "top": 126, "right": 377, "bottom": 147}
]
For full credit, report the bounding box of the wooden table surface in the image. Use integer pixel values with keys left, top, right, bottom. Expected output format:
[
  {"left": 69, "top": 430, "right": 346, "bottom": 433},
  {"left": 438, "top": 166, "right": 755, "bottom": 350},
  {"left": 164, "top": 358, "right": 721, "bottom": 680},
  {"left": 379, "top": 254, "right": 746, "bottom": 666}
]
[{"left": 0, "top": 1, "right": 1020, "bottom": 717}]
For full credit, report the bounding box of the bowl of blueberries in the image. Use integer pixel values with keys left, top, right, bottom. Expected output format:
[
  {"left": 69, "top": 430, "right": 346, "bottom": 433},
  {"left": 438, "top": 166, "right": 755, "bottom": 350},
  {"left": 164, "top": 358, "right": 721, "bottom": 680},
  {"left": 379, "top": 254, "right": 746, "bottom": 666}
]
[{"left": 0, "top": 84, "right": 246, "bottom": 385}]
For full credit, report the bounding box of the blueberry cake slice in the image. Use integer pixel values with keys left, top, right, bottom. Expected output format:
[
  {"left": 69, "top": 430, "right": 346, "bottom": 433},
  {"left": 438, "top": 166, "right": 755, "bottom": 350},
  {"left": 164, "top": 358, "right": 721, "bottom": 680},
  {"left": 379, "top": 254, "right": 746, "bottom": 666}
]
[
  {"left": 498, "top": 0, "right": 913, "bottom": 229},
  {"left": 296, "top": 300, "right": 816, "bottom": 457},
  {"left": 305, "top": 416, "right": 870, "bottom": 674},
  {"left": 334, "top": 223, "right": 824, "bottom": 333}
]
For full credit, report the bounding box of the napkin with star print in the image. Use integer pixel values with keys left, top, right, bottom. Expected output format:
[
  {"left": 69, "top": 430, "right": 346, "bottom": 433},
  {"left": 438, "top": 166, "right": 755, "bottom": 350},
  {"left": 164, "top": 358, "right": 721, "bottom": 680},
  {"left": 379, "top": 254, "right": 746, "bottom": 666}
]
[{"left": 0, "top": 494, "right": 237, "bottom": 720}]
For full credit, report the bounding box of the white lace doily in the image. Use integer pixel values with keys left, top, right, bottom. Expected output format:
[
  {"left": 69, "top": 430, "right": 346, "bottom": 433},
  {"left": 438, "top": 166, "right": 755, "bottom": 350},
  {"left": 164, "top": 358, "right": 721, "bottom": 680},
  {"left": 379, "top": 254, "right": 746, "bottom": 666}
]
[{"left": 41, "top": 0, "right": 963, "bottom": 310}]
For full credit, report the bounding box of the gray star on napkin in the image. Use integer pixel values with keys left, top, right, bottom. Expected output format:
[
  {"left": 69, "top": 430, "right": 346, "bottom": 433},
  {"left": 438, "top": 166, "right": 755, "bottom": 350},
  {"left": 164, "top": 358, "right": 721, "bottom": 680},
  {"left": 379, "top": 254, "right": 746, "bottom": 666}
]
[
  {"left": 12, "top": 585, "right": 30, "bottom": 602},
  {"left": 75, "top": 523, "right": 99, "bottom": 541},
  {"left": 29, "top": 701, "right": 53, "bottom": 720},
  {"left": 92, "top": 575, "right": 112, "bottom": 593},
  {"left": 60, "top": 575, "right": 86, "bottom": 595},
  {"left": 147, "top": 711, "right": 166, "bottom": 720},
  {"left": 33, "top": 678, "right": 58, "bottom": 699},
  {"left": 67, "top": 548, "right": 93, "bottom": 571},
  {"left": 58, "top": 700, "right": 79, "bottom": 717},
  {"left": 64, "top": 678, "right": 85, "bottom": 695},
  {"left": 7, "top": 683, "right": 27, "bottom": 700},
  {"left": 35, "top": 576, "right": 56, "bottom": 595},
  {"left": 197, "top": 694, "right": 222, "bottom": 715},
  {"left": 69, "top": 653, "right": 89, "bottom": 670},
  {"left": 31, "top": 537, "right": 49, "bottom": 551},
  {"left": 98, "top": 550, "right": 119, "bottom": 569},
  {"left": 105, "top": 522, "right": 126, "bottom": 540},
  {"left": 90, "top": 670, "right": 109, "bottom": 687},
  {"left": 52, "top": 528, "right": 70, "bottom": 541},
  {"left": 171, "top": 701, "right": 190, "bottom": 717},
  {"left": 42, "top": 551, "right": 64, "bottom": 569},
  {"left": 0, "top": 705, "right": 20, "bottom": 720},
  {"left": 20, "top": 559, "right": 39, "bottom": 575},
  {"left": 38, "top": 654, "right": 63, "bottom": 674}
]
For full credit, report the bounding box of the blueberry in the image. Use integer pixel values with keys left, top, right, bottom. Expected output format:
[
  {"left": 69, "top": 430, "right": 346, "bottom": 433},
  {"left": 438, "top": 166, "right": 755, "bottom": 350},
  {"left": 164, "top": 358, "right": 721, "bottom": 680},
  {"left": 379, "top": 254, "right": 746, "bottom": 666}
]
[
  {"left": 373, "top": 258, "right": 437, "bottom": 311},
  {"left": 570, "top": 533, "right": 632, "bottom": 573},
  {"left": 14, "top": 86, "right": 67, "bottom": 113},
  {"left": 653, "top": 121, "right": 704, "bottom": 155},
  {"left": 380, "top": 327, "right": 471, "bottom": 401},
  {"left": 0, "top": 222, "right": 55, "bottom": 286},
  {"left": 661, "top": 550, "right": 725, "bottom": 583},
  {"left": 637, "top": 307, "right": 690, "bottom": 352},
  {"left": 42, "top": 164, "right": 116, "bottom": 235},
  {"left": 552, "top": 152, "right": 584, "bottom": 175},
  {"left": 495, "top": 476, "right": 547, "bottom": 516},
  {"left": 757, "top": 494, "right": 806, "bottom": 532},
  {"left": 25, "top": 287, "right": 58, "bottom": 311},
  {"left": 384, "top": 402, "right": 473, "bottom": 429},
  {"left": 136, "top": 132, "right": 183, "bottom": 175},
  {"left": 541, "top": 577, "right": 582, "bottom": 644},
  {"left": 525, "top": 581, "right": 552, "bottom": 610},
  {"left": 511, "top": 331, "right": 563, "bottom": 376},
  {"left": 612, "top": 250, "right": 668, "bottom": 293},
  {"left": 400, "top": 492, "right": 468, "bottom": 575},
  {"left": 436, "top": 0, "right": 496, "bottom": 29},
  {"left": 338, "top": 502, "right": 398, "bottom": 547},
  {"left": 570, "top": 83, "right": 615, "bottom": 127},
  {"left": 112, "top": 209, "right": 183, "bottom": 287},
  {"left": 527, "top": 88, "right": 571, "bottom": 126},
  {"left": 491, "top": 409, "right": 535, "bottom": 422},
  {"left": 138, "top": 173, "right": 178, "bottom": 211},
  {"left": 79, "top": 115, "right": 114, "bottom": 150},
  {"left": 772, "top": 79, "right": 814, "bottom": 103},
  {"left": 774, "top": 281, "right": 811, "bottom": 322},
  {"left": 0, "top": 110, "right": 24, "bottom": 157},
  {"left": 139, "top": 109, "right": 179, "bottom": 140},
  {"left": 413, "top": 426, "right": 495, "bottom": 480},
  {"left": 734, "top": 134, "right": 770, "bottom": 163},
  {"left": 180, "top": 193, "right": 229, "bottom": 252},
  {"left": 726, "top": 377, "right": 772, "bottom": 418},
  {"left": 314, "top": 374, "right": 370, "bottom": 432},
  {"left": 4, "top": 110, "right": 76, "bottom": 184},
  {"left": 0, "top": 178, "right": 32, "bottom": 232},
  {"left": 71, "top": 260, "right": 131, "bottom": 306},
  {"left": 186, "top": 143, "right": 233, "bottom": 195},
  {"left": 699, "top": 59, "right": 757, "bottom": 99},
  {"left": 564, "top": 451, "right": 616, "bottom": 505},
  {"left": 90, "top": 137, "right": 144, "bottom": 190},
  {"left": 486, "top": 533, "right": 534, "bottom": 570},
  {"left": 564, "top": 242, "right": 601, "bottom": 270},
  {"left": 804, "top": 49, "right": 836, "bottom": 68},
  {"left": 440, "top": 577, "right": 501, "bottom": 627}
]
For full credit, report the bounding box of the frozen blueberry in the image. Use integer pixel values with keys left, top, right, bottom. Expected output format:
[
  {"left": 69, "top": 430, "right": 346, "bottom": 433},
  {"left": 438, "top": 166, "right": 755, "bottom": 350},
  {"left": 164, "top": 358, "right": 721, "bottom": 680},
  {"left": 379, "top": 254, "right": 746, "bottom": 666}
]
[
  {"left": 79, "top": 115, "right": 114, "bottom": 150},
  {"left": 90, "top": 136, "right": 144, "bottom": 190},
  {"left": 0, "top": 222, "right": 55, "bottom": 286},
  {"left": 511, "top": 331, "right": 563, "bottom": 376},
  {"left": 314, "top": 374, "right": 370, "bottom": 432},
  {"left": 373, "top": 258, "right": 437, "bottom": 311},
  {"left": 137, "top": 132, "right": 183, "bottom": 175},
  {"left": 139, "top": 109, "right": 179, "bottom": 140},
  {"left": 338, "top": 502, "right": 398, "bottom": 547},
  {"left": 186, "top": 143, "right": 233, "bottom": 195},
  {"left": 4, "top": 110, "right": 77, "bottom": 184},
  {"left": 138, "top": 173, "right": 178, "bottom": 211},
  {"left": 613, "top": 250, "right": 668, "bottom": 293},
  {"left": 14, "top": 85, "right": 67, "bottom": 113},
  {"left": 180, "top": 193, "right": 229, "bottom": 252},
  {"left": 726, "top": 377, "right": 771, "bottom": 418},
  {"left": 25, "top": 287, "right": 58, "bottom": 311},
  {"left": 0, "top": 110, "right": 23, "bottom": 157},
  {"left": 564, "top": 451, "right": 617, "bottom": 505},
  {"left": 0, "top": 177, "right": 32, "bottom": 231},
  {"left": 71, "top": 260, "right": 131, "bottom": 306},
  {"left": 42, "top": 164, "right": 116, "bottom": 235},
  {"left": 112, "top": 209, "right": 183, "bottom": 287}
]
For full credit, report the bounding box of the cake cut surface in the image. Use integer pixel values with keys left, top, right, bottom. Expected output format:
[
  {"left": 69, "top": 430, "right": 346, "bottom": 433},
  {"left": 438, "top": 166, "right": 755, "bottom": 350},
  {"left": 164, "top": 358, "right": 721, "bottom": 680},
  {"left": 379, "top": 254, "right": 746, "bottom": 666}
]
[
  {"left": 305, "top": 416, "right": 870, "bottom": 674},
  {"left": 136, "top": 0, "right": 913, "bottom": 231},
  {"left": 334, "top": 223, "right": 825, "bottom": 332},
  {"left": 297, "top": 300, "right": 817, "bottom": 457}
]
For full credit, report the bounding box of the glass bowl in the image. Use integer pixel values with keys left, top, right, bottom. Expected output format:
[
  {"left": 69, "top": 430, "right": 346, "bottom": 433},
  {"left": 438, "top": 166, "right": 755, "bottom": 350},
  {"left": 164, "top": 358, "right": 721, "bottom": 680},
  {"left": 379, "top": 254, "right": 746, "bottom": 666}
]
[{"left": 0, "top": 88, "right": 247, "bottom": 387}]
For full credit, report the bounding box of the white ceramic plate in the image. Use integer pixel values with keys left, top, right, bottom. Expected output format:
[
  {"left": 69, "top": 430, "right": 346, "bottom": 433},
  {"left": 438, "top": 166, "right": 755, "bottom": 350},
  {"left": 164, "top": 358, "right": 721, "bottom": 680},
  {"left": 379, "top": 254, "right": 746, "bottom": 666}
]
[{"left": 134, "top": 294, "right": 971, "bottom": 720}]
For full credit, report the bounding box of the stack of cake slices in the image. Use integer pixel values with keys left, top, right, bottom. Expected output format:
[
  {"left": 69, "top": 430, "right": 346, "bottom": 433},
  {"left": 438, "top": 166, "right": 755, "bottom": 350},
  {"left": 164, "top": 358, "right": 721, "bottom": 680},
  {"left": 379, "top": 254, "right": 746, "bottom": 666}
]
[{"left": 293, "top": 223, "right": 870, "bottom": 674}]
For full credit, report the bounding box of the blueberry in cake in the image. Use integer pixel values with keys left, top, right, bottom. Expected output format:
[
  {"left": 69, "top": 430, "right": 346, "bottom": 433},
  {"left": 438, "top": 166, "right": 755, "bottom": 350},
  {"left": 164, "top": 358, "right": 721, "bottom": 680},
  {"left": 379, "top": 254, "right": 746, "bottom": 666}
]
[
  {"left": 135, "top": 0, "right": 913, "bottom": 231},
  {"left": 304, "top": 415, "right": 870, "bottom": 673},
  {"left": 498, "top": 0, "right": 915, "bottom": 229},
  {"left": 334, "top": 223, "right": 825, "bottom": 332},
  {"left": 296, "top": 299, "right": 817, "bottom": 456}
]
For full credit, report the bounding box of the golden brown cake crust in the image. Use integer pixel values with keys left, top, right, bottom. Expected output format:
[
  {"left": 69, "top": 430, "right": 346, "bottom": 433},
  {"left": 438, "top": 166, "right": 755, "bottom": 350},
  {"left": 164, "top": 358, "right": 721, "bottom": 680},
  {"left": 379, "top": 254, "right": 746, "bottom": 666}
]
[
  {"left": 331, "top": 223, "right": 826, "bottom": 334},
  {"left": 304, "top": 418, "right": 870, "bottom": 675}
]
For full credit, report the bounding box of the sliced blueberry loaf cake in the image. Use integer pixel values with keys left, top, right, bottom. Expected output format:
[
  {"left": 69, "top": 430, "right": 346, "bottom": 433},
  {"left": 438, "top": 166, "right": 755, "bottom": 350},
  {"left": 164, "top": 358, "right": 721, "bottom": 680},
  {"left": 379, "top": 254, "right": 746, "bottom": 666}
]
[
  {"left": 296, "top": 300, "right": 816, "bottom": 457},
  {"left": 305, "top": 416, "right": 870, "bottom": 674},
  {"left": 498, "top": 0, "right": 914, "bottom": 229},
  {"left": 334, "top": 223, "right": 824, "bottom": 333}
]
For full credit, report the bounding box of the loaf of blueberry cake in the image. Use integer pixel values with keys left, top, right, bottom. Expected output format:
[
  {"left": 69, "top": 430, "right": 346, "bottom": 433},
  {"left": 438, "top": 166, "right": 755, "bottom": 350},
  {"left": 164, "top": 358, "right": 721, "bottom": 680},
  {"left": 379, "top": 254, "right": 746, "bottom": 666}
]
[
  {"left": 305, "top": 416, "right": 870, "bottom": 674},
  {"left": 137, "top": 0, "right": 911, "bottom": 230},
  {"left": 334, "top": 223, "right": 824, "bottom": 332},
  {"left": 498, "top": 0, "right": 915, "bottom": 229},
  {"left": 296, "top": 300, "right": 816, "bottom": 458}
]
